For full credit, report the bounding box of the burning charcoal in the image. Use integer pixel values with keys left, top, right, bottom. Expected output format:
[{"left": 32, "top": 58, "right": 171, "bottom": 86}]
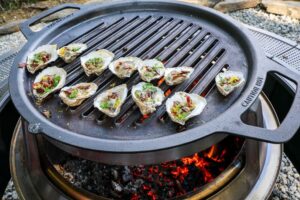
[
  {"left": 124, "top": 182, "right": 138, "bottom": 193},
  {"left": 111, "top": 181, "right": 123, "bottom": 193},
  {"left": 123, "top": 166, "right": 131, "bottom": 174},
  {"left": 167, "top": 188, "right": 175, "bottom": 198},
  {"left": 57, "top": 136, "right": 244, "bottom": 199},
  {"left": 122, "top": 173, "right": 133, "bottom": 182},
  {"left": 110, "top": 189, "right": 122, "bottom": 199},
  {"left": 175, "top": 180, "right": 184, "bottom": 193},
  {"left": 111, "top": 169, "right": 119, "bottom": 180},
  {"left": 134, "top": 179, "right": 144, "bottom": 188}
]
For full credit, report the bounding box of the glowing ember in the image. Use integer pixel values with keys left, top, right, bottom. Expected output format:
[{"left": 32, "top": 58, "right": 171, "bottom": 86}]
[
  {"left": 157, "top": 78, "right": 165, "bottom": 86},
  {"left": 164, "top": 89, "right": 172, "bottom": 97}
]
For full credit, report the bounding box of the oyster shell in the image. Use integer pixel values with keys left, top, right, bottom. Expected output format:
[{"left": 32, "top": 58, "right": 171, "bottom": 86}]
[
  {"left": 132, "top": 82, "right": 165, "bottom": 115},
  {"left": 215, "top": 70, "right": 245, "bottom": 96},
  {"left": 59, "top": 82, "right": 98, "bottom": 107},
  {"left": 27, "top": 44, "right": 58, "bottom": 74},
  {"left": 81, "top": 49, "right": 114, "bottom": 76},
  {"left": 164, "top": 66, "right": 194, "bottom": 86},
  {"left": 166, "top": 92, "right": 207, "bottom": 125},
  {"left": 58, "top": 43, "right": 87, "bottom": 63},
  {"left": 94, "top": 84, "right": 128, "bottom": 117},
  {"left": 109, "top": 57, "right": 142, "bottom": 79},
  {"left": 138, "top": 59, "right": 165, "bottom": 82},
  {"left": 32, "top": 66, "right": 66, "bottom": 100}
]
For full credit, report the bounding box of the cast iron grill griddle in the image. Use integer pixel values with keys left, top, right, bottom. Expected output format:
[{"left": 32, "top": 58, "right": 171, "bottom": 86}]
[{"left": 9, "top": 0, "right": 300, "bottom": 164}]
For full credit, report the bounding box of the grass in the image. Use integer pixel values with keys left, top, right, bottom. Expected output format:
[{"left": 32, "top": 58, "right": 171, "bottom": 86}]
[{"left": 0, "top": 0, "right": 42, "bottom": 11}]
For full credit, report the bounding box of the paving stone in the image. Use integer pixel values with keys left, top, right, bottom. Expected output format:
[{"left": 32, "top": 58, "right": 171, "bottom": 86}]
[
  {"left": 214, "top": 0, "right": 261, "bottom": 12},
  {"left": 0, "top": 20, "right": 25, "bottom": 35},
  {"left": 262, "top": 0, "right": 300, "bottom": 19}
]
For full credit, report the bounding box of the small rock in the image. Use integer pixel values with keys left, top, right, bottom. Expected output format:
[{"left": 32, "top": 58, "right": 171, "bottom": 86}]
[{"left": 111, "top": 181, "right": 123, "bottom": 193}]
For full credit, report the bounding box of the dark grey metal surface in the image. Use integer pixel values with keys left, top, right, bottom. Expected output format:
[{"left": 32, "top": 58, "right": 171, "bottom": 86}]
[
  {"left": 8, "top": 0, "right": 300, "bottom": 165},
  {"left": 247, "top": 25, "right": 300, "bottom": 74}
]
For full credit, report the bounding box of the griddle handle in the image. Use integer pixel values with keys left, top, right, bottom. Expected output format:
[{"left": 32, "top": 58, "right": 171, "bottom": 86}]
[
  {"left": 19, "top": 4, "right": 83, "bottom": 39},
  {"left": 225, "top": 60, "right": 300, "bottom": 143}
]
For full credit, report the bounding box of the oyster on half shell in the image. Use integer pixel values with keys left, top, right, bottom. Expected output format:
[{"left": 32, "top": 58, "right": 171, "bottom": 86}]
[
  {"left": 132, "top": 82, "right": 165, "bottom": 115},
  {"left": 138, "top": 59, "right": 165, "bottom": 82},
  {"left": 59, "top": 82, "right": 98, "bottom": 107},
  {"left": 58, "top": 43, "right": 87, "bottom": 63},
  {"left": 109, "top": 57, "right": 142, "bottom": 79},
  {"left": 27, "top": 44, "right": 58, "bottom": 74},
  {"left": 215, "top": 70, "right": 245, "bottom": 96},
  {"left": 166, "top": 92, "right": 207, "bottom": 125},
  {"left": 81, "top": 49, "right": 114, "bottom": 76},
  {"left": 164, "top": 66, "right": 194, "bottom": 86},
  {"left": 32, "top": 66, "right": 66, "bottom": 100},
  {"left": 94, "top": 84, "right": 128, "bottom": 117}
]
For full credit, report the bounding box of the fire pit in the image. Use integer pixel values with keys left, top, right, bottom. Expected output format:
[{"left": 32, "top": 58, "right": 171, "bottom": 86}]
[
  {"left": 10, "top": 93, "right": 282, "bottom": 199},
  {"left": 6, "top": 0, "right": 300, "bottom": 199}
]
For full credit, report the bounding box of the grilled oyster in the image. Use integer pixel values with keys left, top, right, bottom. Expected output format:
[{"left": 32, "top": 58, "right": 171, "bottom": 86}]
[
  {"left": 27, "top": 44, "right": 58, "bottom": 74},
  {"left": 32, "top": 66, "right": 66, "bottom": 100},
  {"left": 94, "top": 84, "right": 128, "bottom": 117},
  {"left": 138, "top": 59, "right": 165, "bottom": 82},
  {"left": 132, "top": 82, "right": 165, "bottom": 115},
  {"left": 164, "top": 66, "right": 194, "bottom": 86},
  {"left": 58, "top": 43, "right": 87, "bottom": 63},
  {"left": 59, "top": 82, "right": 97, "bottom": 107},
  {"left": 81, "top": 49, "right": 114, "bottom": 76},
  {"left": 166, "top": 92, "right": 207, "bottom": 125},
  {"left": 109, "top": 57, "right": 142, "bottom": 79},
  {"left": 215, "top": 70, "right": 245, "bottom": 96}
]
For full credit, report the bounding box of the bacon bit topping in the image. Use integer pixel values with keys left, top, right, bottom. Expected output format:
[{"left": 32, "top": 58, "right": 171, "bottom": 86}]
[
  {"left": 186, "top": 96, "right": 192, "bottom": 107},
  {"left": 172, "top": 70, "right": 189, "bottom": 80},
  {"left": 77, "top": 85, "right": 90, "bottom": 90}
]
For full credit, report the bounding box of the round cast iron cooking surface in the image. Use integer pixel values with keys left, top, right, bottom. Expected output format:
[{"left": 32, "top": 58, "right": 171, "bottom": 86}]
[{"left": 9, "top": 0, "right": 300, "bottom": 163}]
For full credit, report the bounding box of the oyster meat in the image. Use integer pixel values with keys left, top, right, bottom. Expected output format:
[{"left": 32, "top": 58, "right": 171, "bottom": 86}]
[
  {"left": 32, "top": 66, "right": 66, "bottom": 100},
  {"left": 138, "top": 59, "right": 165, "bottom": 82},
  {"left": 58, "top": 43, "right": 87, "bottom": 63},
  {"left": 215, "top": 70, "right": 245, "bottom": 96},
  {"left": 132, "top": 82, "right": 165, "bottom": 115},
  {"left": 59, "top": 82, "right": 98, "bottom": 107},
  {"left": 109, "top": 57, "right": 142, "bottom": 79},
  {"left": 94, "top": 84, "right": 128, "bottom": 117},
  {"left": 81, "top": 49, "right": 114, "bottom": 76},
  {"left": 166, "top": 92, "right": 207, "bottom": 125},
  {"left": 164, "top": 66, "right": 194, "bottom": 85},
  {"left": 27, "top": 44, "right": 58, "bottom": 74}
]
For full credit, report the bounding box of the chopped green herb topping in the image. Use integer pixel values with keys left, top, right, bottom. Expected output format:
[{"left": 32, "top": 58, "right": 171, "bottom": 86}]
[
  {"left": 86, "top": 57, "right": 104, "bottom": 69},
  {"left": 68, "top": 89, "right": 78, "bottom": 99}
]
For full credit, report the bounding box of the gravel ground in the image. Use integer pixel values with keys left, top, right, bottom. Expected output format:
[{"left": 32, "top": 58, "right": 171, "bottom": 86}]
[
  {"left": 0, "top": 31, "right": 25, "bottom": 55},
  {"left": 229, "top": 7, "right": 300, "bottom": 42},
  {"left": 1, "top": 6, "right": 300, "bottom": 200}
]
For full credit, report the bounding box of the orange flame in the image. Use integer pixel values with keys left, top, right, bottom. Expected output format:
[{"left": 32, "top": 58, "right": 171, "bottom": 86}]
[
  {"left": 164, "top": 89, "right": 172, "bottom": 97},
  {"left": 157, "top": 78, "right": 165, "bottom": 86}
]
